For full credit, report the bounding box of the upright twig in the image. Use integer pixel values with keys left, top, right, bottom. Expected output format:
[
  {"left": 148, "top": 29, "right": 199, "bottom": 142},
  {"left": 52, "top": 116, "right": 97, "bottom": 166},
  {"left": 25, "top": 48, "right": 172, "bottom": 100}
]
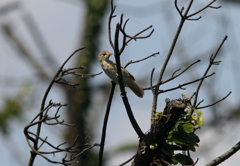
[
  {"left": 113, "top": 23, "right": 144, "bottom": 138},
  {"left": 193, "top": 35, "right": 228, "bottom": 107},
  {"left": 151, "top": 0, "right": 220, "bottom": 121},
  {"left": 143, "top": 59, "right": 201, "bottom": 90},
  {"left": 108, "top": 0, "right": 116, "bottom": 49},
  {"left": 151, "top": 0, "right": 194, "bottom": 120},
  {"left": 107, "top": 0, "right": 154, "bottom": 139},
  {"left": 97, "top": 81, "right": 116, "bottom": 166}
]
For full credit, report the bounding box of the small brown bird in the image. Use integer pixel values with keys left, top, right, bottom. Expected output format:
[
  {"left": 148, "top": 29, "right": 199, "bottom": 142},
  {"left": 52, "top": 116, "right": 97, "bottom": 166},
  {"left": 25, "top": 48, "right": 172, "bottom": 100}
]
[{"left": 99, "top": 50, "right": 144, "bottom": 98}]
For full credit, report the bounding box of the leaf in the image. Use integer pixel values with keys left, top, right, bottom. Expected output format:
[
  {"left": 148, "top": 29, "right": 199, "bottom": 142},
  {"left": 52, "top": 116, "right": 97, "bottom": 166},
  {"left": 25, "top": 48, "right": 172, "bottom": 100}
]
[
  {"left": 172, "top": 132, "right": 199, "bottom": 148},
  {"left": 173, "top": 153, "right": 194, "bottom": 165},
  {"left": 182, "top": 123, "right": 195, "bottom": 133},
  {"left": 174, "top": 154, "right": 188, "bottom": 165},
  {"left": 187, "top": 145, "right": 196, "bottom": 152},
  {"left": 162, "top": 144, "right": 174, "bottom": 155},
  {"left": 171, "top": 157, "right": 178, "bottom": 165}
]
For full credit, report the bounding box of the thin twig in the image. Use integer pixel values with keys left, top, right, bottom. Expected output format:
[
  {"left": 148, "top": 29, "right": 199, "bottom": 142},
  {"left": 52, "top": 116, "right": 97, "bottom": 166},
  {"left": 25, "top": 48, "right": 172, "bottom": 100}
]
[
  {"left": 65, "top": 71, "right": 103, "bottom": 78},
  {"left": 193, "top": 36, "right": 228, "bottom": 107},
  {"left": 123, "top": 29, "right": 154, "bottom": 40},
  {"left": 144, "top": 59, "right": 202, "bottom": 91},
  {"left": 187, "top": 16, "right": 202, "bottom": 21},
  {"left": 124, "top": 52, "right": 159, "bottom": 68},
  {"left": 162, "top": 59, "right": 201, "bottom": 84},
  {"left": 108, "top": 0, "right": 116, "bottom": 49},
  {"left": 119, "top": 14, "right": 128, "bottom": 54},
  {"left": 196, "top": 99, "right": 204, "bottom": 108},
  {"left": 26, "top": 47, "right": 85, "bottom": 166},
  {"left": 187, "top": 0, "right": 220, "bottom": 19},
  {"left": 172, "top": 68, "right": 181, "bottom": 77},
  {"left": 152, "top": 0, "right": 195, "bottom": 118},
  {"left": 197, "top": 91, "right": 231, "bottom": 109},
  {"left": 175, "top": 0, "right": 183, "bottom": 18},
  {"left": 119, "top": 154, "right": 136, "bottom": 166},
  {"left": 125, "top": 25, "right": 153, "bottom": 45},
  {"left": 119, "top": 17, "right": 154, "bottom": 54},
  {"left": 150, "top": 68, "right": 155, "bottom": 93},
  {"left": 157, "top": 73, "right": 215, "bottom": 94}
]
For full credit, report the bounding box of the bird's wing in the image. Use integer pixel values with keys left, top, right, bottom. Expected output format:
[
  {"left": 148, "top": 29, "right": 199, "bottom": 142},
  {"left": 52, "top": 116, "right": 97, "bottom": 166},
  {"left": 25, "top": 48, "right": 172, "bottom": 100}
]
[
  {"left": 121, "top": 67, "right": 135, "bottom": 81},
  {"left": 121, "top": 66, "right": 135, "bottom": 81},
  {"left": 112, "top": 61, "right": 135, "bottom": 81}
]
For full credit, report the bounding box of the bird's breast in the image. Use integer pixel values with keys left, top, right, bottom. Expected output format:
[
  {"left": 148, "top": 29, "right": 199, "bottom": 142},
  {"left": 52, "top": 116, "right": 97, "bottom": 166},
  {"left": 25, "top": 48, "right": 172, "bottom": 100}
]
[
  {"left": 100, "top": 59, "right": 133, "bottom": 85},
  {"left": 101, "top": 60, "right": 119, "bottom": 83}
]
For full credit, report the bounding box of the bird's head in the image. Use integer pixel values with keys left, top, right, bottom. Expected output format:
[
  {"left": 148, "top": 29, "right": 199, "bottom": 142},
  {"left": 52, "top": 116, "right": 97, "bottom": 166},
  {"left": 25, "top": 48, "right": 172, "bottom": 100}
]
[{"left": 99, "top": 50, "right": 113, "bottom": 61}]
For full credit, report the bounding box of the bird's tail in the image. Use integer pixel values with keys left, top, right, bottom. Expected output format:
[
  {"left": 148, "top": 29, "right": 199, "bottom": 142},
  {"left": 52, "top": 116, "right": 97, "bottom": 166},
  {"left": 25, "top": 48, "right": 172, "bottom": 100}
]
[{"left": 128, "top": 81, "right": 144, "bottom": 98}]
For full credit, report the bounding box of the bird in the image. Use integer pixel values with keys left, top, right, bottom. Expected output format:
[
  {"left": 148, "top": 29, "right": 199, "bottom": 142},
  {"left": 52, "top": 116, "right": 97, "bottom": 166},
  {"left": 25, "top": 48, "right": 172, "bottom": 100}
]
[{"left": 99, "top": 50, "right": 144, "bottom": 98}]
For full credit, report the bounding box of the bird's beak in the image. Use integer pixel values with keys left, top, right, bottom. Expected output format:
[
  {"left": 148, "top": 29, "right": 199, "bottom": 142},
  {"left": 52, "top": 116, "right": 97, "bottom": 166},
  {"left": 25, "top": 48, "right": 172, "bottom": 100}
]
[{"left": 109, "top": 53, "right": 113, "bottom": 56}]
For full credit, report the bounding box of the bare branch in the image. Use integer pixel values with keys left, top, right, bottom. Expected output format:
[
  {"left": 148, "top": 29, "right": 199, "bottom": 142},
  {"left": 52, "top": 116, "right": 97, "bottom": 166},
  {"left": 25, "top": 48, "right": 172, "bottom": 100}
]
[
  {"left": 183, "top": 0, "right": 194, "bottom": 18},
  {"left": 175, "top": 0, "right": 183, "bottom": 18},
  {"left": 124, "top": 52, "right": 159, "bottom": 68},
  {"left": 132, "top": 100, "right": 186, "bottom": 166},
  {"left": 158, "top": 73, "right": 215, "bottom": 94},
  {"left": 144, "top": 59, "right": 203, "bottom": 91},
  {"left": 187, "top": 0, "right": 221, "bottom": 19},
  {"left": 196, "top": 99, "right": 204, "bottom": 108},
  {"left": 197, "top": 91, "right": 232, "bottom": 109},
  {"left": 118, "top": 15, "right": 154, "bottom": 54},
  {"left": 125, "top": 25, "right": 153, "bottom": 45},
  {"left": 24, "top": 47, "right": 100, "bottom": 166},
  {"left": 205, "top": 141, "right": 240, "bottom": 166},
  {"left": 119, "top": 14, "right": 128, "bottom": 54},
  {"left": 187, "top": 16, "right": 202, "bottom": 21},
  {"left": 123, "top": 18, "right": 130, "bottom": 32},
  {"left": 97, "top": 82, "right": 116, "bottom": 166},
  {"left": 193, "top": 36, "right": 228, "bottom": 107},
  {"left": 121, "top": 27, "right": 154, "bottom": 42},
  {"left": 64, "top": 71, "right": 103, "bottom": 78},
  {"left": 113, "top": 23, "right": 144, "bottom": 138},
  {"left": 108, "top": 0, "right": 116, "bottom": 49},
  {"left": 162, "top": 59, "right": 201, "bottom": 84},
  {"left": 152, "top": 0, "right": 196, "bottom": 116},
  {"left": 172, "top": 68, "right": 181, "bottom": 77},
  {"left": 150, "top": 68, "right": 155, "bottom": 94},
  {"left": 119, "top": 154, "right": 136, "bottom": 166}
]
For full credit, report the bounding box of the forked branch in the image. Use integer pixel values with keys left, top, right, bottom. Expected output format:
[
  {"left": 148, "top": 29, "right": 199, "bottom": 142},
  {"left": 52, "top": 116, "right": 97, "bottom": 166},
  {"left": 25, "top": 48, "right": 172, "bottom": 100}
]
[
  {"left": 193, "top": 35, "right": 229, "bottom": 107},
  {"left": 24, "top": 47, "right": 101, "bottom": 165}
]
